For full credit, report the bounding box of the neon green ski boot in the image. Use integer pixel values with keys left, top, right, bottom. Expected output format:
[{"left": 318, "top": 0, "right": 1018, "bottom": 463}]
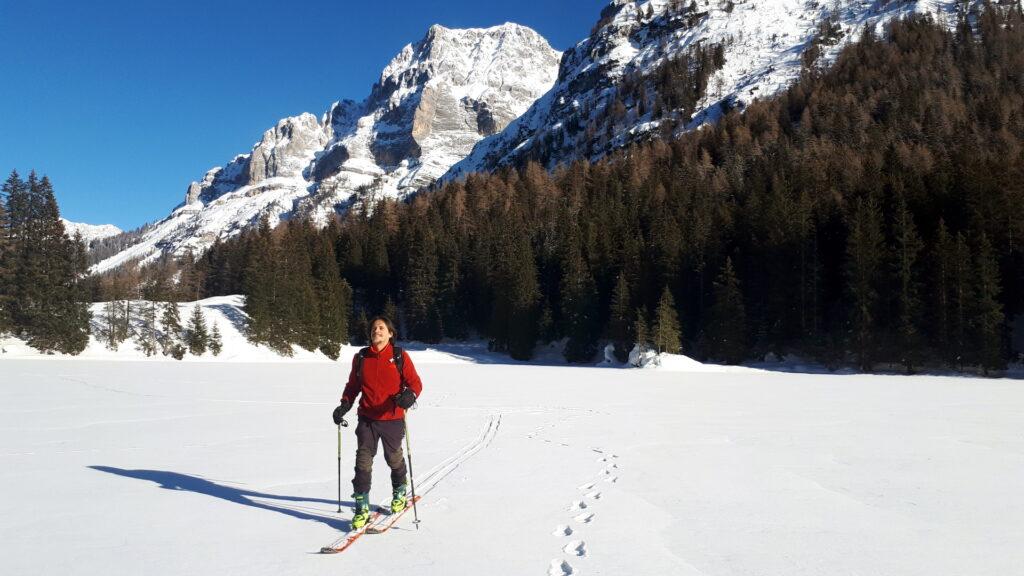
[
  {"left": 351, "top": 492, "right": 370, "bottom": 529},
  {"left": 391, "top": 484, "right": 408, "bottom": 514}
]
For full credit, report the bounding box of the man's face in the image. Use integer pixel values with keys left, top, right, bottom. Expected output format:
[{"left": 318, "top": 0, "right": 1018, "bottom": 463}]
[{"left": 371, "top": 320, "right": 393, "bottom": 348}]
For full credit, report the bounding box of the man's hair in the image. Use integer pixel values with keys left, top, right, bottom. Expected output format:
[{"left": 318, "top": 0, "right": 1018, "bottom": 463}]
[{"left": 368, "top": 315, "right": 398, "bottom": 344}]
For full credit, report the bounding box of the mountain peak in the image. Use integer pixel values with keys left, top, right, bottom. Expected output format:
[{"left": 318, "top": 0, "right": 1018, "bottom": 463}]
[
  {"left": 60, "top": 218, "right": 122, "bottom": 246},
  {"left": 92, "top": 23, "right": 561, "bottom": 274}
]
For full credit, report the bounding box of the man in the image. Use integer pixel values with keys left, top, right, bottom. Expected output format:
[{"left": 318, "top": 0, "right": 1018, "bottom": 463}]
[{"left": 332, "top": 316, "right": 422, "bottom": 529}]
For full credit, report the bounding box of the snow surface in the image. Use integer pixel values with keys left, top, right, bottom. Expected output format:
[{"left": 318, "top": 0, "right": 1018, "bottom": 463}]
[
  {"left": 3, "top": 338, "right": 1023, "bottom": 574},
  {"left": 59, "top": 218, "right": 122, "bottom": 246}
]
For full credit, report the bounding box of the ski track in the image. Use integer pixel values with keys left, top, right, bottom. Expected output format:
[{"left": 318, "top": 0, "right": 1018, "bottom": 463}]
[{"left": 322, "top": 412, "right": 501, "bottom": 550}]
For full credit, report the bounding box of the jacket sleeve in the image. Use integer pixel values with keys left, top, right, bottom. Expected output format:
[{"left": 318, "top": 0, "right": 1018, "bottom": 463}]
[
  {"left": 401, "top": 350, "right": 423, "bottom": 398},
  {"left": 341, "top": 354, "right": 361, "bottom": 404}
]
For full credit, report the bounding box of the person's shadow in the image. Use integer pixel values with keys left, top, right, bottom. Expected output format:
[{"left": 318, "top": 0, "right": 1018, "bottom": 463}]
[{"left": 89, "top": 466, "right": 352, "bottom": 531}]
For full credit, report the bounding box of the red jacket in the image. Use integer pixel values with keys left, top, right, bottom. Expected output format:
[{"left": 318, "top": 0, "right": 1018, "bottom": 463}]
[{"left": 341, "top": 342, "right": 423, "bottom": 421}]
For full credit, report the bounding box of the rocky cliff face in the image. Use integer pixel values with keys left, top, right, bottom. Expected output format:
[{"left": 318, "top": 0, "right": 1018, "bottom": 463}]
[
  {"left": 93, "top": 23, "right": 560, "bottom": 273},
  {"left": 445, "top": 0, "right": 998, "bottom": 179}
]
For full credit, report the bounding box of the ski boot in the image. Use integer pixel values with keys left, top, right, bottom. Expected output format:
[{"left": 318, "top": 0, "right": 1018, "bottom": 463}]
[
  {"left": 351, "top": 492, "right": 371, "bottom": 529},
  {"left": 391, "top": 484, "right": 408, "bottom": 514}
]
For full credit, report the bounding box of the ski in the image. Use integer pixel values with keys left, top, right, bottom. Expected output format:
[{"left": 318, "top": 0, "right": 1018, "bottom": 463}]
[
  {"left": 318, "top": 506, "right": 386, "bottom": 554},
  {"left": 366, "top": 495, "right": 421, "bottom": 534}
]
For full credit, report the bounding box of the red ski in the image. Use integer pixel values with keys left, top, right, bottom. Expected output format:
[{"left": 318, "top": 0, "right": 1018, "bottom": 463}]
[
  {"left": 319, "top": 495, "right": 421, "bottom": 554},
  {"left": 318, "top": 507, "right": 386, "bottom": 554},
  {"left": 366, "top": 495, "right": 421, "bottom": 534}
]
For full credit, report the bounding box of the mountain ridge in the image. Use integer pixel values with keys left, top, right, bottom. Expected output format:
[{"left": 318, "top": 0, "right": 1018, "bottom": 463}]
[{"left": 92, "top": 22, "right": 561, "bottom": 273}]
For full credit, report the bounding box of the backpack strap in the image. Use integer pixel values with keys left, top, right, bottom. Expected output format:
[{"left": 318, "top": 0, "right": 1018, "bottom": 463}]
[
  {"left": 355, "top": 346, "right": 371, "bottom": 384},
  {"left": 393, "top": 346, "right": 407, "bottom": 389}
]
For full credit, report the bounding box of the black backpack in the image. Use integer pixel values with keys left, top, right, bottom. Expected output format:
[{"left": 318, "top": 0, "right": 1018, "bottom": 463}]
[{"left": 355, "top": 345, "right": 407, "bottom": 389}]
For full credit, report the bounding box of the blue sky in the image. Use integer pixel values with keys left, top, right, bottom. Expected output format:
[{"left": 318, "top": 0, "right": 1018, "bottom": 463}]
[{"left": 0, "top": 0, "right": 602, "bottom": 230}]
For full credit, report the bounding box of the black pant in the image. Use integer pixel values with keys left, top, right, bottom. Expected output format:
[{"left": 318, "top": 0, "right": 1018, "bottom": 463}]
[{"left": 352, "top": 417, "right": 407, "bottom": 495}]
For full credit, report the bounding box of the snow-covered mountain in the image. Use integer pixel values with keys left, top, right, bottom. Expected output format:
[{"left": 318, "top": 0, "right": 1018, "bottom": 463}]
[
  {"left": 444, "top": 0, "right": 992, "bottom": 178},
  {"left": 92, "top": 23, "right": 560, "bottom": 273},
  {"left": 95, "top": 0, "right": 1012, "bottom": 274},
  {"left": 60, "top": 218, "right": 122, "bottom": 246}
]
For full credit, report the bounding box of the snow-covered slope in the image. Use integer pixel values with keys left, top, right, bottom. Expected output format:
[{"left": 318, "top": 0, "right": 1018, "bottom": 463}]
[
  {"left": 92, "top": 23, "right": 560, "bottom": 273},
  {"left": 60, "top": 218, "right": 122, "bottom": 246},
  {"left": 445, "top": 0, "right": 991, "bottom": 178}
]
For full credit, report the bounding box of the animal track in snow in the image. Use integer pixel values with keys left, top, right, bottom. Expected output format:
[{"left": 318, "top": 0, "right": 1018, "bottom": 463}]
[
  {"left": 548, "top": 559, "right": 574, "bottom": 575},
  {"left": 585, "top": 491, "right": 602, "bottom": 500},
  {"left": 552, "top": 524, "right": 573, "bottom": 537},
  {"left": 563, "top": 540, "right": 587, "bottom": 557},
  {"left": 604, "top": 475, "right": 618, "bottom": 483},
  {"left": 573, "top": 512, "right": 595, "bottom": 523},
  {"left": 577, "top": 482, "right": 594, "bottom": 491},
  {"left": 568, "top": 500, "right": 588, "bottom": 511}
]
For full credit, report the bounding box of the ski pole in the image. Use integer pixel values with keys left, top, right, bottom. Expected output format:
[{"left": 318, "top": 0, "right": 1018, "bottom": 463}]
[
  {"left": 336, "top": 418, "right": 348, "bottom": 513},
  {"left": 403, "top": 417, "right": 420, "bottom": 528}
]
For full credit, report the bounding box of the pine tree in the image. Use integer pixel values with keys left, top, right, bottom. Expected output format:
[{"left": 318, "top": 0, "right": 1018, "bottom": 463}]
[
  {"left": 209, "top": 321, "right": 223, "bottom": 356},
  {"left": 383, "top": 297, "right": 398, "bottom": 329},
  {"left": 561, "top": 239, "right": 600, "bottom": 363},
  {"left": 139, "top": 300, "right": 158, "bottom": 357},
  {"left": 186, "top": 304, "right": 209, "bottom": 356},
  {"left": 102, "top": 300, "right": 123, "bottom": 350},
  {"left": 971, "top": 232, "right": 1006, "bottom": 374},
  {"left": 489, "top": 219, "right": 539, "bottom": 360},
  {"left": 284, "top": 221, "right": 319, "bottom": 352},
  {"left": 706, "top": 257, "right": 746, "bottom": 363},
  {"left": 243, "top": 216, "right": 273, "bottom": 345},
  {"left": 951, "top": 233, "right": 971, "bottom": 369},
  {"left": 405, "top": 223, "right": 441, "bottom": 343},
  {"left": 160, "top": 301, "right": 185, "bottom": 359},
  {"left": 845, "top": 196, "right": 884, "bottom": 371},
  {"left": 633, "top": 306, "right": 651, "bottom": 363},
  {"left": 0, "top": 181, "right": 11, "bottom": 334},
  {"left": 437, "top": 236, "right": 468, "bottom": 339},
  {"left": 10, "top": 174, "right": 91, "bottom": 353},
  {"left": 652, "top": 286, "right": 682, "bottom": 354},
  {"left": 892, "top": 194, "right": 923, "bottom": 373},
  {"left": 608, "top": 272, "right": 634, "bottom": 362},
  {"left": 365, "top": 206, "right": 392, "bottom": 312},
  {"left": 931, "top": 220, "right": 954, "bottom": 366},
  {"left": 353, "top": 308, "right": 370, "bottom": 346},
  {"left": 312, "top": 230, "right": 347, "bottom": 359},
  {"left": 115, "top": 300, "right": 130, "bottom": 343}
]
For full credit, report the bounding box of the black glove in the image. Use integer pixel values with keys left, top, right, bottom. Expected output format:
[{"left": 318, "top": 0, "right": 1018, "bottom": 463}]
[
  {"left": 332, "top": 400, "right": 352, "bottom": 425},
  {"left": 393, "top": 388, "right": 417, "bottom": 410}
]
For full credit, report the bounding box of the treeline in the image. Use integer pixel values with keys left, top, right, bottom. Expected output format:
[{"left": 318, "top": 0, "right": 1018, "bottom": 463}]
[
  {"left": 86, "top": 222, "right": 155, "bottom": 265},
  {"left": 0, "top": 171, "right": 91, "bottom": 353},
  {"left": 119, "top": 9, "right": 1024, "bottom": 372}
]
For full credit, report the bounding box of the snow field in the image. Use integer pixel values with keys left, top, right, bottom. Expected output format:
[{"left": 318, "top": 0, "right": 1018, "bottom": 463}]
[{"left": 1, "top": 358, "right": 1022, "bottom": 575}]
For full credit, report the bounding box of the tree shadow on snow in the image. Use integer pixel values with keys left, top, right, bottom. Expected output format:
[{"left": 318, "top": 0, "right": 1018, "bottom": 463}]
[
  {"left": 89, "top": 466, "right": 352, "bottom": 531},
  {"left": 207, "top": 304, "right": 249, "bottom": 336}
]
